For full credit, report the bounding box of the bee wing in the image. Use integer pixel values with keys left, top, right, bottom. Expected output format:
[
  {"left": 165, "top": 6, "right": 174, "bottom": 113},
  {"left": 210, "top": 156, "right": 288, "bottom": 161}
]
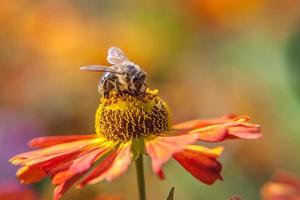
[
  {"left": 80, "top": 65, "right": 121, "bottom": 73},
  {"left": 107, "top": 47, "right": 129, "bottom": 65}
]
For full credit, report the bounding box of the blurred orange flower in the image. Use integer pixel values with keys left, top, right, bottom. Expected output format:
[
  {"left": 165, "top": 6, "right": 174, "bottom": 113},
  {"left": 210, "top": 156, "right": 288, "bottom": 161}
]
[
  {"left": 183, "top": 0, "right": 265, "bottom": 28},
  {"left": 261, "top": 170, "right": 300, "bottom": 200}
]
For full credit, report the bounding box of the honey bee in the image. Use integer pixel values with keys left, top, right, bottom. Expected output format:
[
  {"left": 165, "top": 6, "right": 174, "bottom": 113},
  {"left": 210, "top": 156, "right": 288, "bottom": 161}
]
[{"left": 80, "top": 47, "right": 147, "bottom": 98}]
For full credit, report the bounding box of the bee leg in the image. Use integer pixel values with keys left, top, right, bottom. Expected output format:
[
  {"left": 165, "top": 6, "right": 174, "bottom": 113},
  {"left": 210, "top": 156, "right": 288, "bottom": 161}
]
[
  {"left": 133, "top": 84, "right": 141, "bottom": 96},
  {"left": 114, "top": 80, "right": 124, "bottom": 97},
  {"left": 142, "top": 83, "right": 148, "bottom": 94},
  {"left": 103, "top": 90, "right": 110, "bottom": 98},
  {"left": 127, "top": 87, "right": 135, "bottom": 96},
  {"left": 102, "top": 78, "right": 115, "bottom": 98}
]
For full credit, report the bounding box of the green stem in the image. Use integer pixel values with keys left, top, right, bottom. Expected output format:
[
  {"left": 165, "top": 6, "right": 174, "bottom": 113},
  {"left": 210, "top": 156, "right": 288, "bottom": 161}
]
[{"left": 135, "top": 155, "right": 146, "bottom": 200}]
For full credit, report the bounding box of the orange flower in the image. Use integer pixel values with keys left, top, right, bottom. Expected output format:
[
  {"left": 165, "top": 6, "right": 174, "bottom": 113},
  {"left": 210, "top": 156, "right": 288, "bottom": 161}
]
[
  {"left": 10, "top": 91, "right": 260, "bottom": 199},
  {"left": 10, "top": 50, "right": 261, "bottom": 200},
  {"left": 261, "top": 170, "right": 300, "bottom": 200}
]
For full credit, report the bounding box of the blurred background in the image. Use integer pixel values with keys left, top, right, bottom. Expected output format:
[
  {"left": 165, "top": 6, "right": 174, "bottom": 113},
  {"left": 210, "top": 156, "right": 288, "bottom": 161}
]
[{"left": 1, "top": 0, "right": 300, "bottom": 199}]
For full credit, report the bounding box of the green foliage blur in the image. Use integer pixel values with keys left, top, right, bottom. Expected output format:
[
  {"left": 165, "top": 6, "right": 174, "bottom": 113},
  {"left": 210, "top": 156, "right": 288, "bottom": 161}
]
[{"left": 1, "top": 0, "right": 300, "bottom": 199}]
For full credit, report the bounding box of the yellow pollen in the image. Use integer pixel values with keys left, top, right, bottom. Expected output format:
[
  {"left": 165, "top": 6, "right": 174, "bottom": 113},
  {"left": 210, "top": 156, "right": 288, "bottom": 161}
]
[{"left": 95, "top": 89, "right": 171, "bottom": 142}]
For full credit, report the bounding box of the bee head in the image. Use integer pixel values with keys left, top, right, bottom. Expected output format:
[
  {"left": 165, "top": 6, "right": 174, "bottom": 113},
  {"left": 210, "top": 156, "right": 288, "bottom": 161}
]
[{"left": 133, "top": 71, "right": 147, "bottom": 84}]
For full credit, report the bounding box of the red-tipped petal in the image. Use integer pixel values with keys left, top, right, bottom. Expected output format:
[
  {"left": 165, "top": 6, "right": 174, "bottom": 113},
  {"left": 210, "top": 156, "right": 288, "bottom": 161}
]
[
  {"left": 16, "top": 165, "right": 47, "bottom": 184},
  {"left": 145, "top": 134, "right": 198, "bottom": 174},
  {"left": 9, "top": 136, "right": 114, "bottom": 200},
  {"left": 157, "top": 169, "right": 165, "bottom": 179},
  {"left": 29, "top": 135, "right": 96, "bottom": 148},
  {"left": 174, "top": 115, "right": 261, "bottom": 142},
  {"left": 79, "top": 143, "right": 132, "bottom": 187},
  {"left": 54, "top": 172, "right": 84, "bottom": 200},
  {"left": 79, "top": 152, "right": 118, "bottom": 187},
  {"left": 272, "top": 170, "right": 300, "bottom": 190},
  {"left": 10, "top": 139, "right": 97, "bottom": 165},
  {"left": 260, "top": 170, "right": 300, "bottom": 200},
  {"left": 173, "top": 114, "right": 234, "bottom": 130},
  {"left": 173, "top": 145, "right": 223, "bottom": 185},
  {"left": 52, "top": 148, "right": 109, "bottom": 185},
  {"left": 52, "top": 147, "right": 108, "bottom": 200},
  {"left": 104, "top": 144, "right": 131, "bottom": 181}
]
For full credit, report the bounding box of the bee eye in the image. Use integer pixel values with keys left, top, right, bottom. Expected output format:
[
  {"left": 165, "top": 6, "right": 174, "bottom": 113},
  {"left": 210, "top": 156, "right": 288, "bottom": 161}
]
[{"left": 134, "top": 74, "right": 146, "bottom": 82}]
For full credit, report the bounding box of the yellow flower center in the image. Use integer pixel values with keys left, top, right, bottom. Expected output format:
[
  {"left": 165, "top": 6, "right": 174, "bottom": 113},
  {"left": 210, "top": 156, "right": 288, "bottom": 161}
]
[{"left": 95, "top": 89, "right": 171, "bottom": 142}]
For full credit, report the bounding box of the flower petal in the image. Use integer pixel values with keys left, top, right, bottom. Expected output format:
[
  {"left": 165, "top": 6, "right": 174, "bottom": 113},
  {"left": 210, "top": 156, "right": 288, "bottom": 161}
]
[
  {"left": 79, "top": 142, "right": 132, "bottom": 187},
  {"left": 78, "top": 151, "right": 118, "bottom": 187},
  {"left": 157, "top": 169, "right": 165, "bottom": 179},
  {"left": 103, "top": 143, "right": 131, "bottom": 181},
  {"left": 54, "top": 172, "right": 85, "bottom": 200},
  {"left": 11, "top": 140, "right": 100, "bottom": 185},
  {"left": 16, "top": 165, "right": 47, "bottom": 184},
  {"left": 174, "top": 115, "right": 261, "bottom": 142},
  {"left": 173, "top": 114, "right": 235, "bottom": 130},
  {"left": 145, "top": 134, "right": 198, "bottom": 175},
  {"left": 29, "top": 135, "right": 96, "bottom": 148},
  {"left": 53, "top": 147, "right": 109, "bottom": 200},
  {"left": 272, "top": 170, "right": 300, "bottom": 190},
  {"left": 52, "top": 148, "right": 110, "bottom": 185},
  {"left": 260, "top": 170, "right": 300, "bottom": 200},
  {"left": 173, "top": 145, "right": 223, "bottom": 185},
  {"left": 10, "top": 139, "right": 97, "bottom": 166}
]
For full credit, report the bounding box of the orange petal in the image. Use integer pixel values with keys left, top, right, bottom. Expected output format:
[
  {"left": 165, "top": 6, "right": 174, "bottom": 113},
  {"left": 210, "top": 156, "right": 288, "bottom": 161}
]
[
  {"left": 260, "top": 170, "right": 300, "bottom": 200},
  {"left": 173, "top": 114, "right": 235, "bottom": 130},
  {"left": 54, "top": 172, "right": 85, "bottom": 200},
  {"left": 10, "top": 136, "right": 113, "bottom": 198},
  {"left": 102, "top": 143, "right": 131, "bottom": 181},
  {"left": 52, "top": 148, "right": 110, "bottom": 185},
  {"left": 184, "top": 145, "right": 224, "bottom": 158},
  {"left": 10, "top": 139, "right": 97, "bottom": 166},
  {"left": 157, "top": 169, "right": 165, "bottom": 179},
  {"left": 174, "top": 115, "right": 261, "bottom": 142},
  {"left": 29, "top": 135, "right": 96, "bottom": 148},
  {"left": 260, "top": 182, "right": 300, "bottom": 200},
  {"left": 52, "top": 147, "right": 109, "bottom": 200},
  {"left": 16, "top": 165, "right": 47, "bottom": 184},
  {"left": 14, "top": 150, "right": 85, "bottom": 184},
  {"left": 228, "top": 125, "right": 261, "bottom": 139},
  {"left": 145, "top": 134, "right": 198, "bottom": 174},
  {"left": 79, "top": 142, "right": 132, "bottom": 186},
  {"left": 79, "top": 151, "right": 118, "bottom": 187},
  {"left": 173, "top": 145, "right": 223, "bottom": 185},
  {"left": 272, "top": 170, "right": 300, "bottom": 190}
]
